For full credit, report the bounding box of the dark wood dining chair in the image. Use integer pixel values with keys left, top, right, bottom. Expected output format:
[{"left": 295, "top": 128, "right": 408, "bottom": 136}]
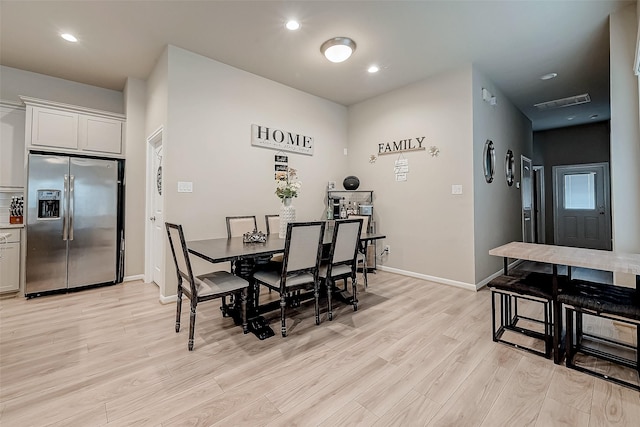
[
  {"left": 319, "top": 218, "right": 363, "bottom": 320},
  {"left": 165, "top": 222, "right": 249, "bottom": 350},
  {"left": 347, "top": 214, "right": 370, "bottom": 288},
  {"left": 252, "top": 221, "right": 326, "bottom": 337},
  {"left": 264, "top": 214, "right": 280, "bottom": 236}
]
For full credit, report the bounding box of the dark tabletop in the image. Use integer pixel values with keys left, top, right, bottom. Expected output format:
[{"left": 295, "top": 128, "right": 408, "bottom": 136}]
[{"left": 188, "top": 232, "right": 386, "bottom": 264}]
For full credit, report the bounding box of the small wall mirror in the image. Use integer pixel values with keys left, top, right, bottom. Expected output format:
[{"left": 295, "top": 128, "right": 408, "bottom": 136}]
[
  {"left": 505, "top": 149, "right": 514, "bottom": 186},
  {"left": 483, "top": 140, "right": 495, "bottom": 183}
]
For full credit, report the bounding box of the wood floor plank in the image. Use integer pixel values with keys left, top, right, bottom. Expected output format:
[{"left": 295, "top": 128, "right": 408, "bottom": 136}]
[{"left": 0, "top": 271, "right": 636, "bottom": 426}]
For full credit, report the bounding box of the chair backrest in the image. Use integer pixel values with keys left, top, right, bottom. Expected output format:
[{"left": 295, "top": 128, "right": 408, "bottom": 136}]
[
  {"left": 265, "top": 214, "right": 280, "bottom": 235},
  {"left": 330, "top": 219, "right": 362, "bottom": 265},
  {"left": 165, "top": 222, "right": 196, "bottom": 294},
  {"left": 226, "top": 215, "right": 258, "bottom": 238},
  {"left": 281, "top": 221, "right": 325, "bottom": 282},
  {"left": 348, "top": 214, "right": 369, "bottom": 235}
]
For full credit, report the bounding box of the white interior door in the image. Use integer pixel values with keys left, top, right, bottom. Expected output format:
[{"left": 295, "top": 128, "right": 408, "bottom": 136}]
[
  {"left": 521, "top": 156, "right": 534, "bottom": 243},
  {"left": 553, "top": 163, "right": 611, "bottom": 250},
  {"left": 150, "top": 143, "right": 164, "bottom": 288}
]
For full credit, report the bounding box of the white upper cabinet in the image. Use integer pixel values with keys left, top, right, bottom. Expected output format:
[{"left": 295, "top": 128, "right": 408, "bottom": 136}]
[
  {"left": 31, "top": 106, "right": 79, "bottom": 149},
  {"left": 0, "top": 102, "right": 26, "bottom": 188},
  {"left": 79, "top": 115, "right": 123, "bottom": 154},
  {"left": 21, "top": 97, "right": 125, "bottom": 157}
]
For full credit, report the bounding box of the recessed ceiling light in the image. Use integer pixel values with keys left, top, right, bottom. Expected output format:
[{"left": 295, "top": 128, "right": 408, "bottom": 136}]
[
  {"left": 540, "top": 72, "right": 558, "bottom": 80},
  {"left": 567, "top": 116, "right": 575, "bottom": 121},
  {"left": 60, "top": 33, "right": 78, "bottom": 43},
  {"left": 590, "top": 114, "right": 599, "bottom": 120},
  {"left": 368, "top": 65, "right": 379, "bottom": 73},
  {"left": 285, "top": 20, "right": 300, "bottom": 31},
  {"left": 320, "top": 37, "right": 356, "bottom": 63}
]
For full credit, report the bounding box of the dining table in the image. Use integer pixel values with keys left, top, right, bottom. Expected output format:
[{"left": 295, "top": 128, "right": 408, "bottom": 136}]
[{"left": 188, "top": 225, "right": 386, "bottom": 339}]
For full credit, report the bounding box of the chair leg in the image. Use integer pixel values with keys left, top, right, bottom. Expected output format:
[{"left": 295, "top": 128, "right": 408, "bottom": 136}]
[
  {"left": 241, "top": 288, "right": 248, "bottom": 334},
  {"left": 314, "top": 283, "right": 320, "bottom": 325},
  {"left": 175, "top": 286, "right": 183, "bottom": 333},
  {"left": 188, "top": 301, "right": 197, "bottom": 351},
  {"left": 352, "top": 276, "right": 358, "bottom": 311},
  {"left": 327, "top": 279, "right": 334, "bottom": 321},
  {"left": 362, "top": 253, "right": 368, "bottom": 289},
  {"left": 280, "top": 295, "right": 287, "bottom": 337},
  {"left": 254, "top": 281, "right": 261, "bottom": 310}
]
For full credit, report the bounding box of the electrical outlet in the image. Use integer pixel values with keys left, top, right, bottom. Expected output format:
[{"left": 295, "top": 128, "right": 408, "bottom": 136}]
[{"left": 384, "top": 245, "right": 390, "bottom": 254}]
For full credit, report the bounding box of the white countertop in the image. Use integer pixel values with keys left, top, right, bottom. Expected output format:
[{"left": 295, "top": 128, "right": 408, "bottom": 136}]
[{"left": 0, "top": 224, "right": 24, "bottom": 229}]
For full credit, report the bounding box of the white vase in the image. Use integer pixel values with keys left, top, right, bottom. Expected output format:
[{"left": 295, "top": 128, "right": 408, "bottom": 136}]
[{"left": 279, "top": 198, "right": 296, "bottom": 238}]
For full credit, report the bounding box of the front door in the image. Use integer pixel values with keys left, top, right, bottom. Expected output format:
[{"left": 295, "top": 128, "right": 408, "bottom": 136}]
[{"left": 553, "top": 163, "right": 611, "bottom": 250}]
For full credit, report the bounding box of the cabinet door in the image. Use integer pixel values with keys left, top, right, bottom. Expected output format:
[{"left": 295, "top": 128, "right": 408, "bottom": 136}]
[
  {"left": 0, "top": 241, "right": 20, "bottom": 293},
  {"left": 31, "top": 107, "right": 79, "bottom": 149},
  {"left": 0, "top": 105, "right": 26, "bottom": 188},
  {"left": 79, "top": 115, "right": 122, "bottom": 154}
]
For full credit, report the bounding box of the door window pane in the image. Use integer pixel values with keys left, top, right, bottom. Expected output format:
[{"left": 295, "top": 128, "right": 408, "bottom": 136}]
[{"left": 564, "top": 173, "right": 595, "bottom": 209}]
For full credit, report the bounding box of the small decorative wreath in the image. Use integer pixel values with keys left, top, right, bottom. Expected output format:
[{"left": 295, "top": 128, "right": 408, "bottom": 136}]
[
  {"left": 156, "top": 166, "right": 162, "bottom": 195},
  {"left": 429, "top": 146, "right": 440, "bottom": 157}
]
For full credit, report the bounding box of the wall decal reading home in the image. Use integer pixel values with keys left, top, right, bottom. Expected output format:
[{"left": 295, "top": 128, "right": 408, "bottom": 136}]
[
  {"left": 378, "top": 136, "right": 426, "bottom": 155},
  {"left": 252, "top": 124, "right": 314, "bottom": 155}
]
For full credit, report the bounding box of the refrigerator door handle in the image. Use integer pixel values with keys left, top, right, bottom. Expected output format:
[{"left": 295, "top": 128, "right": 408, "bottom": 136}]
[
  {"left": 69, "top": 175, "right": 75, "bottom": 241},
  {"left": 63, "top": 174, "right": 69, "bottom": 241}
]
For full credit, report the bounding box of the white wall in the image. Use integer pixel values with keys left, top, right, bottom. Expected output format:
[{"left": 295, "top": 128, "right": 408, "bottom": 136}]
[
  {"left": 472, "top": 67, "right": 533, "bottom": 285},
  {"left": 610, "top": 3, "right": 640, "bottom": 286},
  {"left": 348, "top": 66, "right": 476, "bottom": 288},
  {"left": 158, "top": 45, "right": 348, "bottom": 298},
  {"left": 0, "top": 65, "right": 123, "bottom": 113},
  {"left": 123, "top": 77, "right": 147, "bottom": 279}
]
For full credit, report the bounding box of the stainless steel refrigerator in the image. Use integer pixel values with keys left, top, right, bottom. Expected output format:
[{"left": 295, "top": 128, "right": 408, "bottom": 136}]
[{"left": 26, "top": 153, "right": 124, "bottom": 297}]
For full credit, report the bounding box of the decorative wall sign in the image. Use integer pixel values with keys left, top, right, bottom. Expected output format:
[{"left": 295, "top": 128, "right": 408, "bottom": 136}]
[
  {"left": 394, "top": 157, "right": 409, "bottom": 182},
  {"left": 252, "top": 124, "right": 314, "bottom": 155},
  {"left": 378, "top": 136, "right": 426, "bottom": 155}
]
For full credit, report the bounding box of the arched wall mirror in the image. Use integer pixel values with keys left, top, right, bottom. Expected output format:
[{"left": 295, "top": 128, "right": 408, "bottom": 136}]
[
  {"left": 483, "top": 140, "right": 495, "bottom": 183},
  {"left": 505, "top": 149, "right": 515, "bottom": 186}
]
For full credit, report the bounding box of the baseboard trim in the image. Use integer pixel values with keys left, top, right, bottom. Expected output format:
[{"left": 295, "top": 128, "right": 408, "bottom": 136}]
[
  {"left": 159, "top": 294, "right": 177, "bottom": 304},
  {"left": 123, "top": 274, "right": 145, "bottom": 282},
  {"left": 378, "top": 258, "right": 524, "bottom": 292},
  {"left": 377, "top": 266, "right": 477, "bottom": 292}
]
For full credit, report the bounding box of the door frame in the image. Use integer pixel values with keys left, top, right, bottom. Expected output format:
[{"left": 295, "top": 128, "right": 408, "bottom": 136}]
[
  {"left": 144, "top": 126, "right": 164, "bottom": 285},
  {"left": 552, "top": 162, "right": 611, "bottom": 249},
  {"left": 533, "top": 165, "right": 546, "bottom": 243},
  {"left": 521, "top": 155, "right": 534, "bottom": 243}
]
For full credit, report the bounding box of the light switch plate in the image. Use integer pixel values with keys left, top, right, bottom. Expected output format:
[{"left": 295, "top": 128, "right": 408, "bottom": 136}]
[
  {"left": 452, "top": 184, "right": 463, "bottom": 195},
  {"left": 178, "top": 181, "right": 193, "bottom": 193}
]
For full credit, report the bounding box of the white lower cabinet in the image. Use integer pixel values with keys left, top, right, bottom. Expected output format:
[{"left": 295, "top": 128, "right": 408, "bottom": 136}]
[{"left": 0, "top": 228, "right": 21, "bottom": 293}]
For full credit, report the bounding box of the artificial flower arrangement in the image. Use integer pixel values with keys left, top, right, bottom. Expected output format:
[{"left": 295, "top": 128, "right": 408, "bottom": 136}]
[{"left": 275, "top": 167, "right": 302, "bottom": 201}]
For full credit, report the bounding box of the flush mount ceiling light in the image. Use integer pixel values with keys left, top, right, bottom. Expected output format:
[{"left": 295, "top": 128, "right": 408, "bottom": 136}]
[
  {"left": 367, "top": 65, "right": 379, "bottom": 73},
  {"left": 60, "top": 33, "right": 78, "bottom": 42},
  {"left": 320, "top": 37, "right": 356, "bottom": 63},
  {"left": 285, "top": 20, "right": 300, "bottom": 31}
]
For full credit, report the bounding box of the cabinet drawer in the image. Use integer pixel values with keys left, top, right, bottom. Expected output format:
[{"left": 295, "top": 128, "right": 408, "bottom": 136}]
[{"left": 0, "top": 229, "right": 21, "bottom": 243}]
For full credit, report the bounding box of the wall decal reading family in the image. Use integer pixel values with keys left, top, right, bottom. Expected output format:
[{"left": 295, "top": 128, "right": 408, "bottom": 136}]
[
  {"left": 252, "top": 124, "right": 314, "bottom": 155},
  {"left": 378, "top": 136, "right": 426, "bottom": 155}
]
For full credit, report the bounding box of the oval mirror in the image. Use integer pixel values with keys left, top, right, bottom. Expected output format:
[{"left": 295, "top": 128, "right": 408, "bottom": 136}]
[
  {"left": 483, "top": 140, "right": 495, "bottom": 183},
  {"left": 505, "top": 149, "right": 514, "bottom": 186}
]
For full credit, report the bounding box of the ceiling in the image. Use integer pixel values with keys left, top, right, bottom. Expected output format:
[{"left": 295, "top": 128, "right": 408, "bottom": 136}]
[{"left": 0, "top": 1, "right": 634, "bottom": 131}]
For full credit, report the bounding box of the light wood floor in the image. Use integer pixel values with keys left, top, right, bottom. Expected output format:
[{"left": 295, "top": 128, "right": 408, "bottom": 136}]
[{"left": 1, "top": 271, "right": 639, "bottom": 426}]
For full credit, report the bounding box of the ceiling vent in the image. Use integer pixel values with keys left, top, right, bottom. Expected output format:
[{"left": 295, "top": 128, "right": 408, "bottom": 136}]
[{"left": 534, "top": 93, "right": 591, "bottom": 110}]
